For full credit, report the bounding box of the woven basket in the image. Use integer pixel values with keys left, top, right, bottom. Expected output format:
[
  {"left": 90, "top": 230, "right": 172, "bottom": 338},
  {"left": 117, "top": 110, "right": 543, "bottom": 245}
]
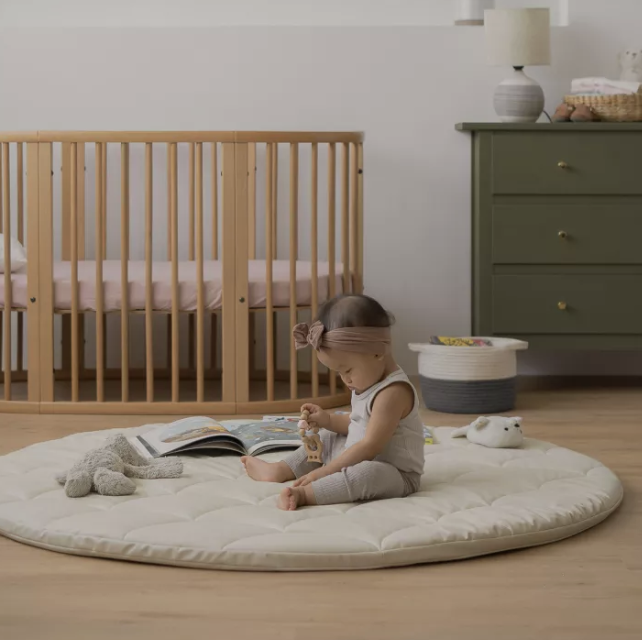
[
  {"left": 564, "top": 93, "right": 642, "bottom": 122},
  {"left": 409, "top": 338, "right": 528, "bottom": 414}
]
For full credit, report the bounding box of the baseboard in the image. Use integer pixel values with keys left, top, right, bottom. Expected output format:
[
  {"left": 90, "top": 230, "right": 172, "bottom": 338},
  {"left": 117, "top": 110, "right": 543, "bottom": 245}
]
[{"left": 517, "top": 375, "right": 642, "bottom": 391}]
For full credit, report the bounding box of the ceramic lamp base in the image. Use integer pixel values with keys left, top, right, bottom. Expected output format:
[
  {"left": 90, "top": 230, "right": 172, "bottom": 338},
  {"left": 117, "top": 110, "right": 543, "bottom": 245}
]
[{"left": 494, "top": 68, "right": 544, "bottom": 123}]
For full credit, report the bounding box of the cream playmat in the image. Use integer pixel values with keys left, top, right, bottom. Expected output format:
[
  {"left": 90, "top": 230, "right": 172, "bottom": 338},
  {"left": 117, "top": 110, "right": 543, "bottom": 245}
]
[{"left": 0, "top": 426, "right": 622, "bottom": 571}]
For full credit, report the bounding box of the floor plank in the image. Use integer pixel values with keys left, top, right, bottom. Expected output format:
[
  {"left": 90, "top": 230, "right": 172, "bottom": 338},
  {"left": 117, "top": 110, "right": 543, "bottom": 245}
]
[{"left": 0, "top": 388, "right": 640, "bottom": 640}]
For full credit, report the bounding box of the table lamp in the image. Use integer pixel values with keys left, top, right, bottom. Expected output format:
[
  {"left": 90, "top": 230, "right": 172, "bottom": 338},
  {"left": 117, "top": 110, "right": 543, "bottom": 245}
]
[{"left": 485, "top": 8, "right": 551, "bottom": 123}]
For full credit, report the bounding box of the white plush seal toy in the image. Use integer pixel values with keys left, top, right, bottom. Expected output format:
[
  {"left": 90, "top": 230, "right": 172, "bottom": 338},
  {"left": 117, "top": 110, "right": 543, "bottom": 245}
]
[{"left": 451, "top": 416, "right": 524, "bottom": 448}]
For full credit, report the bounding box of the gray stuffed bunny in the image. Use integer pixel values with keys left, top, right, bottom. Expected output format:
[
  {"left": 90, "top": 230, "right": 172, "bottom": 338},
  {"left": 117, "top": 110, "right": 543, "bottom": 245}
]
[{"left": 56, "top": 433, "right": 183, "bottom": 498}]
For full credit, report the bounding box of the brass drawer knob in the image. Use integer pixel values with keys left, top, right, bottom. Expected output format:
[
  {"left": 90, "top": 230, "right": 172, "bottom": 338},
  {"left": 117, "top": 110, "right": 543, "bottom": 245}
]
[
  {"left": 557, "top": 161, "right": 569, "bottom": 169},
  {"left": 558, "top": 301, "right": 568, "bottom": 311},
  {"left": 558, "top": 230, "right": 568, "bottom": 239}
]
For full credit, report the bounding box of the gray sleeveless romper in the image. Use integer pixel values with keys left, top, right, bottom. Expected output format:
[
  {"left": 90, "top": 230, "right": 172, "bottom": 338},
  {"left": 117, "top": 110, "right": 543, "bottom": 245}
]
[{"left": 283, "top": 368, "right": 424, "bottom": 505}]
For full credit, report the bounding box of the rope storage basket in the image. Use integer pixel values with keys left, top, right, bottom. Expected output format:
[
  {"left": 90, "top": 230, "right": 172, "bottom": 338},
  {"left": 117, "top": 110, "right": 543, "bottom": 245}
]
[
  {"left": 564, "top": 93, "right": 642, "bottom": 122},
  {"left": 409, "top": 338, "right": 528, "bottom": 414}
]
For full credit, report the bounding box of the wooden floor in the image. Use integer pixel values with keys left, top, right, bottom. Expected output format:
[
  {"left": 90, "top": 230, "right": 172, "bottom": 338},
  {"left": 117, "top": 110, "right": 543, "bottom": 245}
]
[{"left": 0, "top": 388, "right": 640, "bottom": 640}]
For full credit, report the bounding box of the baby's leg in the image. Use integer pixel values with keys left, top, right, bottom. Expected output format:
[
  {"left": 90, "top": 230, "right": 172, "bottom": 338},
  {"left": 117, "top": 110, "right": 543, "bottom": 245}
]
[
  {"left": 312, "top": 461, "right": 410, "bottom": 505},
  {"left": 244, "top": 430, "right": 345, "bottom": 484},
  {"left": 282, "top": 430, "right": 347, "bottom": 478}
]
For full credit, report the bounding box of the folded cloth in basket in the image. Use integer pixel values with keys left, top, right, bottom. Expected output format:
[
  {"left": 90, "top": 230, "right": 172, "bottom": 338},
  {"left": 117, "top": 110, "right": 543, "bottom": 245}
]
[{"left": 571, "top": 77, "right": 641, "bottom": 96}]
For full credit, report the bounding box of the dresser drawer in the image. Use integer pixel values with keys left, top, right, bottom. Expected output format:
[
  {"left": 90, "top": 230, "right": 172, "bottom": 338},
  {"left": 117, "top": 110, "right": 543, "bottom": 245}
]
[
  {"left": 492, "top": 205, "right": 642, "bottom": 264},
  {"left": 492, "top": 133, "right": 642, "bottom": 195},
  {"left": 493, "top": 275, "right": 642, "bottom": 334}
]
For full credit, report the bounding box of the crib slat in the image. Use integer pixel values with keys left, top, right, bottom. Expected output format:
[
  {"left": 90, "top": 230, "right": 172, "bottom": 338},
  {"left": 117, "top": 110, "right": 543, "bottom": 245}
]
[
  {"left": 95, "top": 143, "right": 105, "bottom": 402},
  {"left": 189, "top": 142, "right": 195, "bottom": 261},
  {"left": 101, "top": 144, "right": 107, "bottom": 382},
  {"left": 38, "top": 143, "right": 54, "bottom": 402},
  {"left": 26, "top": 143, "right": 40, "bottom": 402},
  {"left": 327, "top": 142, "right": 337, "bottom": 396},
  {"left": 16, "top": 143, "right": 24, "bottom": 372},
  {"left": 221, "top": 143, "right": 236, "bottom": 404},
  {"left": 170, "top": 142, "right": 179, "bottom": 402},
  {"left": 289, "top": 143, "right": 299, "bottom": 399},
  {"left": 271, "top": 143, "right": 278, "bottom": 257},
  {"left": 188, "top": 142, "right": 196, "bottom": 373},
  {"left": 102, "top": 143, "right": 108, "bottom": 256},
  {"left": 357, "top": 142, "right": 364, "bottom": 293},
  {"left": 265, "top": 143, "right": 275, "bottom": 401},
  {"left": 166, "top": 143, "right": 172, "bottom": 372},
  {"left": 350, "top": 143, "right": 359, "bottom": 294},
  {"left": 210, "top": 313, "right": 218, "bottom": 375},
  {"left": 2, "top": 143, "right": 11, "bottom": 399},
  {"left": 61, "top": 143, "right": 71, "bottom": 260},
  {"left": 210, "top": 143, "right": 218, "bottom": 376},
  {"left": 61, "top": 142, "right": 72, "bottom": 379},
  {"left": 235, "top": 143, "right": 249, "bottom": 404},
  {"left": 195, "top": 142, "right": 205, "bottom": 403},
  {"left": 341, "top": 142, "right": 350, "bottom": 294},
  {"left": 271, "top": 143, "right": 279, "bottom": 379},
  {"left": 17, "top": 143, "right": 24, "bottom": 247},
  {"left": 310, "top": 142, "right": 319, "bottom": 397},
  {"left": 76, "top": 143, "right": 86, "bottom": 378},
  {"left": 357, "top": 142, "right": 363, "bottom": 293},
  {"left": 145, "top": 142, "right": 154, "bottom": 402},
  {"left": 248, "top": 143, "right": 257, "bottom": 259},
  {"left": 120, "top": 142, "right": 130, "bottom": 402},
  {"left": 247, "top": 143, "right": 257, "bottom": 382},
  {"left": 70, "top": 143, "right": 79, "bottom": 402},
  {"left": 211, "top": 142, "right": 218, "bottom": 260},
  {"left": 76, "top": 144, "right": 86, "bottom": 260}
]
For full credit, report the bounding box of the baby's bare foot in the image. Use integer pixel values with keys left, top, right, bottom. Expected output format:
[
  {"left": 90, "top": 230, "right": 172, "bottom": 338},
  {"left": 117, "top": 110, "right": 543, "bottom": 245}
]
[
  {"left": 241, "top": 458, "right": 294, "bottom": 483},
  {"left": 277, "top": 487, "right": 316, "bottom": 511},
  {"left": 278, "top": 486, "right": 308, "bottom": 511}
]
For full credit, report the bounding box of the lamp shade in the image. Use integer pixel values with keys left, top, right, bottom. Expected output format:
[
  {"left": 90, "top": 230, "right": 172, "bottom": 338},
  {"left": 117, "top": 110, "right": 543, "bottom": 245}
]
[{"left": 485, "top": 8, "right": 551, "bottom": 67}]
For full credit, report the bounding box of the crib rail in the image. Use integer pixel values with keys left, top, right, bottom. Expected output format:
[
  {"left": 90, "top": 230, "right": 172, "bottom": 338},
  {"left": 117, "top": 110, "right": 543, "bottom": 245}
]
[
  {"left": 0, "top": 131, "right": 364, "bottom": 414},
  {"left": 0, "top": 132, "right": 364, "bottom": 144}
]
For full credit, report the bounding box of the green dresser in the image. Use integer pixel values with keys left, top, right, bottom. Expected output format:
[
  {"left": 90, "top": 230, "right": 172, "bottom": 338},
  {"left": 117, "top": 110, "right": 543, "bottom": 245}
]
[{"left": 458, "top": 123, "right": 642, "bottom": 350}]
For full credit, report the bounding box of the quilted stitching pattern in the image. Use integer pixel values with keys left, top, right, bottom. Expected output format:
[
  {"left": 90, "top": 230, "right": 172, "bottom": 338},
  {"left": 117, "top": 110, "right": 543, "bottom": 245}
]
[{"left": 0, "top": 426, "right": 623, "bottom": 571}]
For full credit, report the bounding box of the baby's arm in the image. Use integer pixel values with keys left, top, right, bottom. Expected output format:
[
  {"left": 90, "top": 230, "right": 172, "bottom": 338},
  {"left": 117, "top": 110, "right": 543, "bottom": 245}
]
[
  {"left": 327, "top": 413, "right": 351, "bottom": 435},
  {"left": 310, "top": 383, "right": 413, "bottom": 477}
]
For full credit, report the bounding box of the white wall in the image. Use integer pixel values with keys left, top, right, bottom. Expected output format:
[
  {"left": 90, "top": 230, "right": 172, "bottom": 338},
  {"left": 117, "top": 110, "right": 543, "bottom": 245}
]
[
  {"left": 0, "top": 0, "right": 640, "bottom": 375},
  {"left": 0, "top": 0, "right": 568, "bottom": 27}
]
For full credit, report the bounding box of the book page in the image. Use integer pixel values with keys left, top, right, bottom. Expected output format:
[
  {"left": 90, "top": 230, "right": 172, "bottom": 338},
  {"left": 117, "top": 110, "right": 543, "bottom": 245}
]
[
  {"left": 135, "top": 416, "right": 235, "bottom": 457},
  {"left": 246, "top": 438, "right": 301, "bottom": 457},
  {"left": 226, "top": 419, "right": 302, "bottom": 454}
]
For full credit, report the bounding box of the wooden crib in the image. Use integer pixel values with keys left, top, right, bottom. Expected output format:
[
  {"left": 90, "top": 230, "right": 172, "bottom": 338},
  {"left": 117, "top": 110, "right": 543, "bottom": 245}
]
[{"left": 0, "top": 131, "right": 364, "bottom": 414}]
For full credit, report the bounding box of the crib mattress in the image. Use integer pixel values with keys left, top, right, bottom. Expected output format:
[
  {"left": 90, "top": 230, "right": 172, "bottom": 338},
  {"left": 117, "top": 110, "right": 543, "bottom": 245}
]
[
  {"left": 0, "top": 260, "right": 344, "bottom": 312},
  {"left": 0, "top": 425, "right": 623, "bottom": 571}
]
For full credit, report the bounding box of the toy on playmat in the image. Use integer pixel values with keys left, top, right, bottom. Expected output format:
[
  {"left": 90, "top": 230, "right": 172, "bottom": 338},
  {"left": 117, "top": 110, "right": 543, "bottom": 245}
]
[
  {"left": 451, "top": 416, "right": 524, "bottom": 449},
  {"left": 55, "top": 433, "right": 183, "bottom": 498},
  {"left": 298, "top": 409, "right": 324, "bottom": 463}
]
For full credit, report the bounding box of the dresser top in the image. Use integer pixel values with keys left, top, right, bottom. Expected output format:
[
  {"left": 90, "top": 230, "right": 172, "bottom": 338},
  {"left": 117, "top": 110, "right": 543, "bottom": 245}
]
[{"left": 456, "top": 122, "right": 642, "bottom": 132}]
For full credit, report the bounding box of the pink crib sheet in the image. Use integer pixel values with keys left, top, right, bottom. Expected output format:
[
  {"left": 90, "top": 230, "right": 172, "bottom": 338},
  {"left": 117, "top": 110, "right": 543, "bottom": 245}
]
[{"left": 0, "top": 260, "right": 345, "bottom": 312}]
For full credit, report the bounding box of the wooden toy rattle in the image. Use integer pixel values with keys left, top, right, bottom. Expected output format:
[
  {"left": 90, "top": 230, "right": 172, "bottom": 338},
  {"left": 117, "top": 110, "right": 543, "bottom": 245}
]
[{"left": 298, "top": 409, "right": 323, "bottom": 464}]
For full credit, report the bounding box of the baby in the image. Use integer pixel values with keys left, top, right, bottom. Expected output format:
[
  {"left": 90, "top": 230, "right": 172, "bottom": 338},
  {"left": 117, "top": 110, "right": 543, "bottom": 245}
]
[{"left": 242, "top": 294, "right": 425, "bottom": 511}]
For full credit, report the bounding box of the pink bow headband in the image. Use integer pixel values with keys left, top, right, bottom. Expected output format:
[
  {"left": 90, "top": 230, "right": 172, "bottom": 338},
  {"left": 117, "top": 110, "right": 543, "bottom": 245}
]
[{"left": 293, "top": 321, "right": 391, "bottom": 354}]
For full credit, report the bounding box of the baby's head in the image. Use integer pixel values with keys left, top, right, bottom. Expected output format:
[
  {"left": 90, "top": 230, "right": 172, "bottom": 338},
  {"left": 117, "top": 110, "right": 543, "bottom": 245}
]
[{"left": 294, "top": 294, "right": 394, "bottom": 393}]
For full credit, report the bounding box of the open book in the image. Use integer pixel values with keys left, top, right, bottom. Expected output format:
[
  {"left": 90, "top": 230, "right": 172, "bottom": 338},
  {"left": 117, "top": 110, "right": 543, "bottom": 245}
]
[
  {"left": 129, "top": 416, "right": 303, "bottom": 460},
  {"left": 130, "top": 415, "right": 436, "bottom": 460}
]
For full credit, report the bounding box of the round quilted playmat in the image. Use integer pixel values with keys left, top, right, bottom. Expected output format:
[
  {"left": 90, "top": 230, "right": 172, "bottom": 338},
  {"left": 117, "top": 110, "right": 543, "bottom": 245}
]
[{"left": 0, "top": 426, "right": 622, "bottom": 571}]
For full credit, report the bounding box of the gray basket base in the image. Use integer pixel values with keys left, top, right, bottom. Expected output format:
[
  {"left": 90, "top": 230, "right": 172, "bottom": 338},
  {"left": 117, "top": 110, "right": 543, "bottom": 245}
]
[{"left": 419, "top": 376, "right": 516, "bottom": 414}]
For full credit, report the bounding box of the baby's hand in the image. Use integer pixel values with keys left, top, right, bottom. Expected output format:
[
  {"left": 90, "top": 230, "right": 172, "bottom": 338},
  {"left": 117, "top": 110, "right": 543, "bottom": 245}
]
[
  {"left": 300, "top": 403, "right": 330, "bottom": 431},
  {"left": 293, "top": 467, "right": 329, "bottom": 487}
]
